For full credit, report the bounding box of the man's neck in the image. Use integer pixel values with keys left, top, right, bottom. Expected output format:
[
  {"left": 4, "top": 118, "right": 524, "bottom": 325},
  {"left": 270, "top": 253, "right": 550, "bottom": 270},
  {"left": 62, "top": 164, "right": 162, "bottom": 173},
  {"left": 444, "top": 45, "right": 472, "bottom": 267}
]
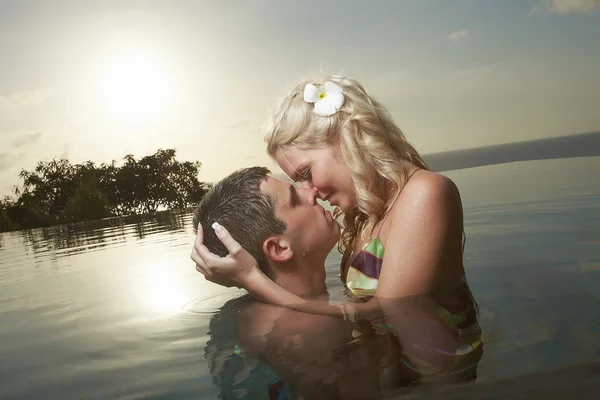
[{"left": 271, "top": 258, "right": 327, "bottom": 299}]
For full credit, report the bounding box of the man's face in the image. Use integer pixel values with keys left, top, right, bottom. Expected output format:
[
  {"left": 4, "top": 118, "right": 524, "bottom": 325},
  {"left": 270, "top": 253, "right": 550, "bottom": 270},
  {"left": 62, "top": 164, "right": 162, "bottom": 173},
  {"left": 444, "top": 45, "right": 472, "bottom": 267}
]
[{"left": 260, "top": 175, "right": 340, "bottom": 260}]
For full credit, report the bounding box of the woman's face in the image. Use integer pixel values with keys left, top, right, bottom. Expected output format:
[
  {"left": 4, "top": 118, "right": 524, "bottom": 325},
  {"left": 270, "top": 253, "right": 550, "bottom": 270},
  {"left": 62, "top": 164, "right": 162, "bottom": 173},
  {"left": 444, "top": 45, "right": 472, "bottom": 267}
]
[{"left": 274, "top": 146, "right": 356, "bottom": 212}]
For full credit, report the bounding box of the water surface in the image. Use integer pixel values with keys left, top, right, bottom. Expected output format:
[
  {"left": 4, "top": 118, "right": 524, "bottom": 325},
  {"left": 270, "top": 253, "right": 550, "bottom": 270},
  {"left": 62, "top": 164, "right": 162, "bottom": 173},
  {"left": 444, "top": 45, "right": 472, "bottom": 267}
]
[{"left": 1, "top": 156, "right": 599, "bottom": 399}]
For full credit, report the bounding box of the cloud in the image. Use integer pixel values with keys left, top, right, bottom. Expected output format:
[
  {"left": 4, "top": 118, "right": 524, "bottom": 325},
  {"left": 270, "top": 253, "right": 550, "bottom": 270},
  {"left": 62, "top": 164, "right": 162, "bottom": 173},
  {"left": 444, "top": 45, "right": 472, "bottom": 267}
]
[
  {"left": 448, "top": 29, "right": 469, "bottom": 42},
  {"left": 11, "top": 132, "right": 43, "bottom": 148},
  {"left": 0, "top": 89, "right": 53, "bottom": 111},
  {"left": 529, "top": 0, "right": 600, "bottom": 16},
  {"left": 224, "top": 118, "right": 263, "bottom": 133},
  {"left": 0, "top": 152, "right": 18, "bottom": 171}
]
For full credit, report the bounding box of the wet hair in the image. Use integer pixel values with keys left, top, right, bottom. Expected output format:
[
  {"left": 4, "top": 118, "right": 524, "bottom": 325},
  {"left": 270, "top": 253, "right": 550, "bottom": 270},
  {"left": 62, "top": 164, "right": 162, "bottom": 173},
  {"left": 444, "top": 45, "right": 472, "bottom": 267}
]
[
  {"left": 193, "top": 166, "right": 286, "bottom": 277},
  {"left": 264, "top": 75, "right": 430, "bottom": 253}
]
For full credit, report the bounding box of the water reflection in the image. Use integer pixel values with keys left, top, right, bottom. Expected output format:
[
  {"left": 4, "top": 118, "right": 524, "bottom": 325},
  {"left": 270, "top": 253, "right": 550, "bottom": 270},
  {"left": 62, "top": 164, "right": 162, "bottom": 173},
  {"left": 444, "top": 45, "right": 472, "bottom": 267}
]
[
  {"left": 180, "top": 291, "right": 247, "bottom": 319},
  {"left": 19, "top": 210, "right": 188, "bottom": 253},
  {"left": 143, "top": 262, "right": 189, "bottom": 312},
  {"left": 0, "top": 210, "right": 232, "bottom": 399},
  {"left": 0, "top": 211, "right": 192, "bottom": 287},
  {"left": 205, "top": 295, "right": 391, "bottom": 399},
  {"left": 0, "top": 157, "right": 599, "bottom": 399}
]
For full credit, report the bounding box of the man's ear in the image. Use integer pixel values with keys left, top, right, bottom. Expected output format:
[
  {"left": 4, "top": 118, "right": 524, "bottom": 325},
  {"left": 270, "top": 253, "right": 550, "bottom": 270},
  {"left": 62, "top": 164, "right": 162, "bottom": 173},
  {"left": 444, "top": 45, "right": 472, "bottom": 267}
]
[{"left": 263, "top": 236, "right": 294, "bottom": 263}]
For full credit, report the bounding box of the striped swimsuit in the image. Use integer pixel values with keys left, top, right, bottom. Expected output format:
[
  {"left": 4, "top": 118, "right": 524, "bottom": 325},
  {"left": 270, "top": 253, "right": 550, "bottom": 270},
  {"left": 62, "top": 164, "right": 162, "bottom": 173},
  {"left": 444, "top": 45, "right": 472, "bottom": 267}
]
[{"left": 342, "top": 210, "right": 483, "bottom": 378}]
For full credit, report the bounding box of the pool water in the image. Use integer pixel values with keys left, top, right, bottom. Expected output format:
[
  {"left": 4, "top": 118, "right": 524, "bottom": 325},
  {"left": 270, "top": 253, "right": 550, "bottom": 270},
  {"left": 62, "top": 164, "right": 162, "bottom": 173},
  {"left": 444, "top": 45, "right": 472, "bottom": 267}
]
[{"left": 1, "top": 156, "right": 599, "bottom": 399}]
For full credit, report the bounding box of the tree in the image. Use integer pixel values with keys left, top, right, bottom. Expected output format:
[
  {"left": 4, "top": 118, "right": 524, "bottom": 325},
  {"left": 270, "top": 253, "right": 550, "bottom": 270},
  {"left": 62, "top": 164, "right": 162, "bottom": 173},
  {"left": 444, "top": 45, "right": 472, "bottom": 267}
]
[{"left": 0, "top": 148, "right": 211, "bottom": 232}]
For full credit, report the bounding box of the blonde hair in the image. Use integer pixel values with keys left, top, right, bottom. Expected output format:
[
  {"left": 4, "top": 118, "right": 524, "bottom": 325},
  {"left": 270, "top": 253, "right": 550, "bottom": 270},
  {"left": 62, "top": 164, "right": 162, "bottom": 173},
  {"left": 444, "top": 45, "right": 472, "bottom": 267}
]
[{"left": 264, "top": 75, "right": 430, "bottom": 254}]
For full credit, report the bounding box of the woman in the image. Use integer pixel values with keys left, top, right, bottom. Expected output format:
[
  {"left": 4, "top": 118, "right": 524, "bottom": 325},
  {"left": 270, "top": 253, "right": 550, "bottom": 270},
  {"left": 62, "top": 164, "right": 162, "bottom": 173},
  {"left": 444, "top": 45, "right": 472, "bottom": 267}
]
[{"left": 192, "top": 75, "right": 483, "bottom": 382}]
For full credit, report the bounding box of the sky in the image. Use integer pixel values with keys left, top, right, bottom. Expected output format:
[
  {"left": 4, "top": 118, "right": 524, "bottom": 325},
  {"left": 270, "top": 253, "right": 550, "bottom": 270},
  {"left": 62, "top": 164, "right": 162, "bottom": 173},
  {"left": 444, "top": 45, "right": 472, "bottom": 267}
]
[{"left": 1, "top": 0, "right": 599, "bottom": 195}]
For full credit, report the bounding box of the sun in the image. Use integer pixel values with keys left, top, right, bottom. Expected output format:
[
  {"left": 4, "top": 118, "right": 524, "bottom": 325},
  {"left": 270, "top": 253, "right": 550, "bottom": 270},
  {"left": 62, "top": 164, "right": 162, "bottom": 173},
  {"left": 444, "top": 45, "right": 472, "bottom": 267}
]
[{"left": 91, "top": 50, "right": 179, "bottom": 126}]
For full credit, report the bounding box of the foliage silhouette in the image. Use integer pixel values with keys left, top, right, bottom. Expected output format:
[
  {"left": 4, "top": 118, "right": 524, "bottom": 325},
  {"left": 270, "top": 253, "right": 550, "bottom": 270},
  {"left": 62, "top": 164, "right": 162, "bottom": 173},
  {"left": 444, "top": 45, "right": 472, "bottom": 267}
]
[{"left": 0, "top": 149, "right": 211, "bottom": 232}]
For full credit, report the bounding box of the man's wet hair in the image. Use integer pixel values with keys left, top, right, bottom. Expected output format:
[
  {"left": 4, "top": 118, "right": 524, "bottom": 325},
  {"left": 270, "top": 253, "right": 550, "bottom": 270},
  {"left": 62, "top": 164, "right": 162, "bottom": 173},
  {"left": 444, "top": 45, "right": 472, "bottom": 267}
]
[{"left": 193, "top": 166, "right": 286, "bottom": 278}]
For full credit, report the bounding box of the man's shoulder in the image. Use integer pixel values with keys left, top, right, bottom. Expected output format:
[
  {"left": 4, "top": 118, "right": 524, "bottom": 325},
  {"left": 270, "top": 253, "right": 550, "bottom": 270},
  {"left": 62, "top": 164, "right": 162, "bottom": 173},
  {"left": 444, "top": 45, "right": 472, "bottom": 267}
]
[{"left": 235, "top": 297, "right": 291, "bottom": 355}]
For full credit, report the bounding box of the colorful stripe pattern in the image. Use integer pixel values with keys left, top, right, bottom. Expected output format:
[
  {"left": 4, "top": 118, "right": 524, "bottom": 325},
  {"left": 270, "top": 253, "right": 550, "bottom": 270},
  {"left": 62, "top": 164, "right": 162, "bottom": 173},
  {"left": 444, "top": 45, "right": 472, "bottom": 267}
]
[{"left": 344, "top": 236, "right": 483, "bottom": 377}]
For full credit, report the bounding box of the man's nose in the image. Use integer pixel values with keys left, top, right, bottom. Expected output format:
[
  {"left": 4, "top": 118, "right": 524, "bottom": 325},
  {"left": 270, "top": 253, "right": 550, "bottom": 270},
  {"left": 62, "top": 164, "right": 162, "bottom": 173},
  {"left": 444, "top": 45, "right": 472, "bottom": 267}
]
[
  {"left": 299, "top": 187, "right": 318, "bottom": 206},
  {"left": 300, "top": 180, "right": 314, "bottom": 189}
]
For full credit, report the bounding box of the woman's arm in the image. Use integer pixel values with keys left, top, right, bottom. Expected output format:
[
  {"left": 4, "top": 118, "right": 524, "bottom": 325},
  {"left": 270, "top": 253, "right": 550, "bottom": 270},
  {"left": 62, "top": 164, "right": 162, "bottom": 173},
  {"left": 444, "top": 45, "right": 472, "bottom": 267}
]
[
  {"left": 376, "top": 172, "right": 464, "bottom": 299},
  {"left": 375, "top": 173, "right": 467, "bottom": 372},
  {"left": 244, "top": 267, "right": 384, "bottom": 321},
  {"left": 191, "top": 222, "right": 384, "bottom": 321}
]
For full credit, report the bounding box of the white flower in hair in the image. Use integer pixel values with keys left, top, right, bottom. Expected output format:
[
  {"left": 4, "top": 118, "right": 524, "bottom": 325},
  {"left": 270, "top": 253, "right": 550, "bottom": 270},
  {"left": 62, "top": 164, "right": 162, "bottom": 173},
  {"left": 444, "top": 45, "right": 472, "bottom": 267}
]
[{"left": 303, "top": 81, "right": 345, "bottom": 117}]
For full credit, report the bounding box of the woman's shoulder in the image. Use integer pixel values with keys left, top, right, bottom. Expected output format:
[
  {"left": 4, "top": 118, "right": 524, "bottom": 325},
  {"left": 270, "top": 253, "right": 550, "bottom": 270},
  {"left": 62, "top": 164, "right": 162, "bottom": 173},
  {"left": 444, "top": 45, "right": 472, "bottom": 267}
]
[
  {"left": 401, "top": 169, "right": 458, "bottom": 201},
  {"left": 390, "top": 169, "right": 462, "bottom": 218}
]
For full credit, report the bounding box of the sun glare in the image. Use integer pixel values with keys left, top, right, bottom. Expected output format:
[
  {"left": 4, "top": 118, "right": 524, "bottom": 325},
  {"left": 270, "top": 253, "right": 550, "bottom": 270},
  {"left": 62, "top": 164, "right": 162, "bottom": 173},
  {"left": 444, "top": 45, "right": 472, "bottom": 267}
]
[
  {"left": 143, "top": 266, "right": 187, "bottom": 312},
  {"left": 89, "top": 49, "right": 180, "bottom": 127}
]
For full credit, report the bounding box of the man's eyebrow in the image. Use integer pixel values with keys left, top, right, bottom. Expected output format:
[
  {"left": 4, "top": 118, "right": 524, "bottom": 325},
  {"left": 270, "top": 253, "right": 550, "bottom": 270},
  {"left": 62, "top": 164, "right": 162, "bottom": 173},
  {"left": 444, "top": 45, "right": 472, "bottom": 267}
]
[{"left": 288, "top": 184, "right": 300, "bottom": 207}]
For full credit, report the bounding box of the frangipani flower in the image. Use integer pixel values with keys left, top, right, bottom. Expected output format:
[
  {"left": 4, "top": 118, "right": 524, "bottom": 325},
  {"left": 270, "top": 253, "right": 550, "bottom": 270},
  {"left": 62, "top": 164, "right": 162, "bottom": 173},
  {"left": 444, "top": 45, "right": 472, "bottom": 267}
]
[{"left": 303, "top": 81, "right": 345, "bottom": 117}]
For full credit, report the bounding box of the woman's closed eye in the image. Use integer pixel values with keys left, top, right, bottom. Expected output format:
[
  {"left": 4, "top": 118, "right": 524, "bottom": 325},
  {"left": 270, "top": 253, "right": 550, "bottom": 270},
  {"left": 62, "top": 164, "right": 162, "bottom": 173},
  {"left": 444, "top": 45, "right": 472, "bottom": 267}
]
[
  {"left": 301, "top": 168, "right": 312, "bottom": 181},
  {"left": 292, "top": 168, "right": 311, "bottom": 188}
]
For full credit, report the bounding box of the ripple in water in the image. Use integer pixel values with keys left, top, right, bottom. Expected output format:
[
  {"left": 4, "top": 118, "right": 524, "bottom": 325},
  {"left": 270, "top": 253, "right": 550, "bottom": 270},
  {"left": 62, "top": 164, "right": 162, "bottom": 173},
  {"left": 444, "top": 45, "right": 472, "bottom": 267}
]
[{"left": 172, "top": 290, "right": 246, "bottom": 320}]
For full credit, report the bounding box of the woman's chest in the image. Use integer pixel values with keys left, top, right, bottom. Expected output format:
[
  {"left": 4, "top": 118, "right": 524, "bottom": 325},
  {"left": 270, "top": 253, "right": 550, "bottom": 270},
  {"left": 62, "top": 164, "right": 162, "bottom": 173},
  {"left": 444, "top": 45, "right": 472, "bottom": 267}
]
[
  {"left": 341, "top": 238, "right": 366, "bottom": 282},
  {"left": 341, "top": 234, "right": 386, "bottom": 284}
]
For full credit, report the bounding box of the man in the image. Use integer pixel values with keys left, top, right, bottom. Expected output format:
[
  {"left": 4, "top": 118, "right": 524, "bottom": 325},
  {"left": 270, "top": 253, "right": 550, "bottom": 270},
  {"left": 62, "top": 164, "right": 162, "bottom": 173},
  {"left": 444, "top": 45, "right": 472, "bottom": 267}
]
[
  {"left": 193, "top": 167, "right": 383, "bottom": 399},
  {"left": 193, "top": 166, "right": 338, "bottom": 296}
]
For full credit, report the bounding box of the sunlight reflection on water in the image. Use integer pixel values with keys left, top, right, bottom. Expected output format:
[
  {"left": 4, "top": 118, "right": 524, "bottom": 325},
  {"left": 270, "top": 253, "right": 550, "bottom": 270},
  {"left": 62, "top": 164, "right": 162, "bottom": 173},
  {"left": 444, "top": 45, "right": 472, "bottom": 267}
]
[{"left": 0, "top": 157, "right": 599, "bottom": 399}]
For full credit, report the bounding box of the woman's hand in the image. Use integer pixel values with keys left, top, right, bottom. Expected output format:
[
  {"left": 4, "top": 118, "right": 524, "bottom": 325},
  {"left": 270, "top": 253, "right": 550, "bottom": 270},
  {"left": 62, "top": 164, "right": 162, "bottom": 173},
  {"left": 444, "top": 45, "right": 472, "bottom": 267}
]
[{"left": 191, "top": 222, "right": 262, "bottom": 288}]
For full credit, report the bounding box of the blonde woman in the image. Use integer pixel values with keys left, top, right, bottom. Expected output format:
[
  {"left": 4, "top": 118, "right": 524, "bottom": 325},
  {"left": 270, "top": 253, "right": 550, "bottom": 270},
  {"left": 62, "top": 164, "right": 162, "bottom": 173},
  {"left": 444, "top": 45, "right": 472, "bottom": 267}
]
[{"left": 192, "top": 75, "right": 483, "bottom": 383}]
